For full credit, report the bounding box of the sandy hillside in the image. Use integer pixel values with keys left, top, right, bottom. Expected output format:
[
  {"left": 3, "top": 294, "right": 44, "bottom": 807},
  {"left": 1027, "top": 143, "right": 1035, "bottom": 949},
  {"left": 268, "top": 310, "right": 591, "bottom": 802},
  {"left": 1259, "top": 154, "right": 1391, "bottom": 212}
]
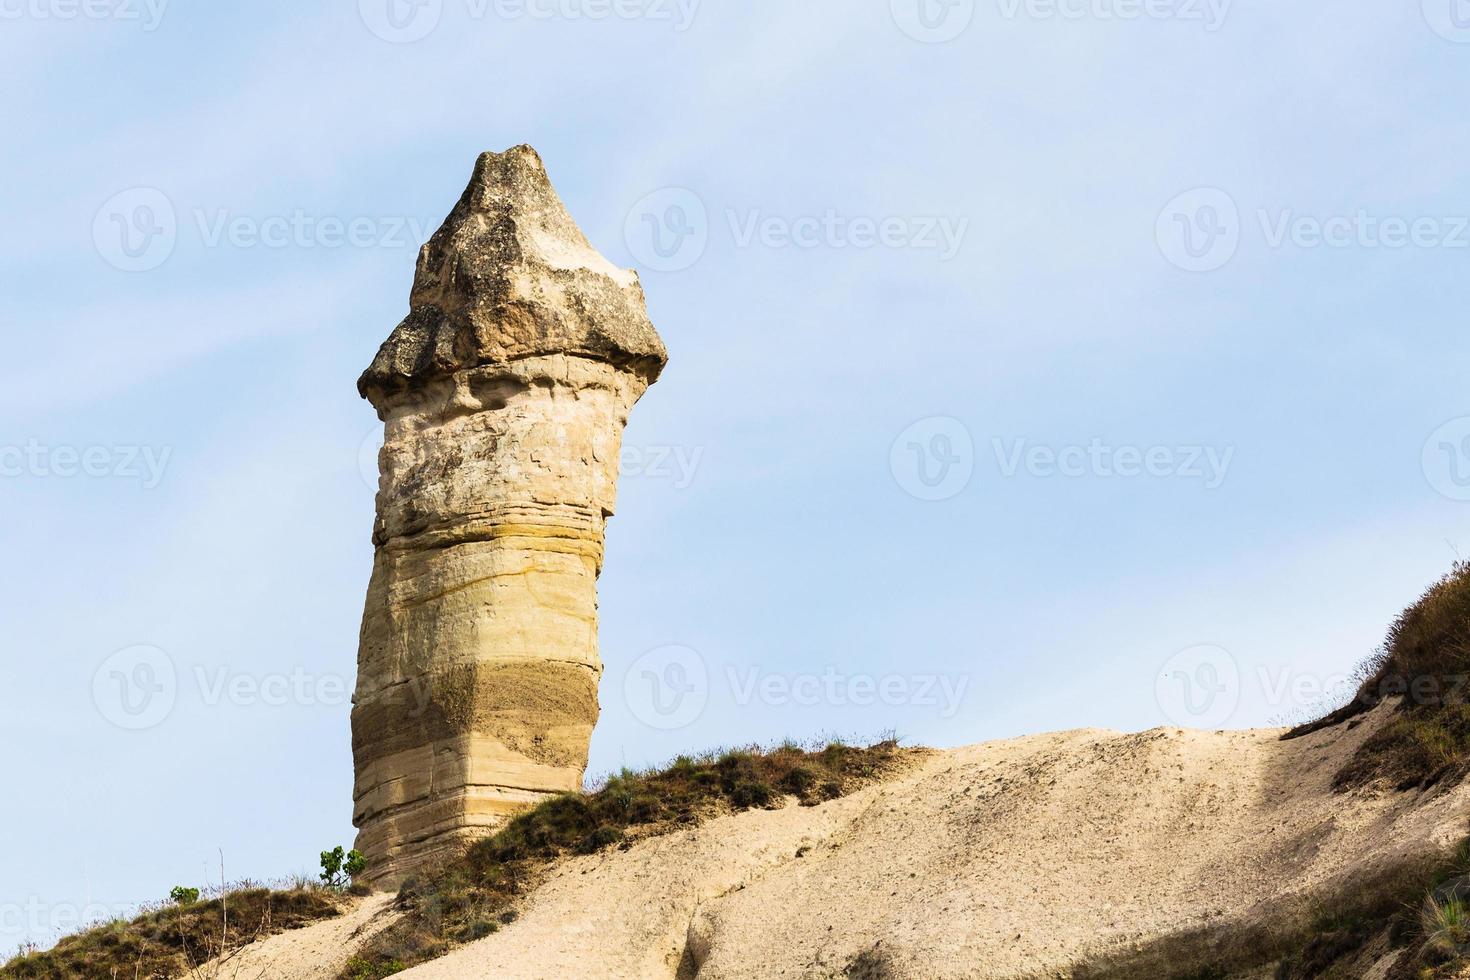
[
  {"left": 209, "top": 704, "right": 1468, "bottom": 979},
  {"left": 195, "top": 894, "right": 395, "bottom": 980}
]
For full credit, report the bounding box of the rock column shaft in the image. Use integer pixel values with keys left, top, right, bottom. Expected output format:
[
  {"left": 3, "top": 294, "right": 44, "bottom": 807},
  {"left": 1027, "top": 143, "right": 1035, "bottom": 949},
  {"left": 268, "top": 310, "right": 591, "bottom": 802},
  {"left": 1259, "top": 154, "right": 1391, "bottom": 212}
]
[{"left": 351, "top": 146, "right": 667, "bottom": 887}]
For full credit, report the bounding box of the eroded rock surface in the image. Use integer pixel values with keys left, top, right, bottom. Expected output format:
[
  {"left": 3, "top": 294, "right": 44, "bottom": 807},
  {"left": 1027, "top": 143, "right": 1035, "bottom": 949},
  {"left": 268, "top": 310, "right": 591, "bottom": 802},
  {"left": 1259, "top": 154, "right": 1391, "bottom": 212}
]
[{"left": 352, "top": 145, "right": 666, "bottom": 887}]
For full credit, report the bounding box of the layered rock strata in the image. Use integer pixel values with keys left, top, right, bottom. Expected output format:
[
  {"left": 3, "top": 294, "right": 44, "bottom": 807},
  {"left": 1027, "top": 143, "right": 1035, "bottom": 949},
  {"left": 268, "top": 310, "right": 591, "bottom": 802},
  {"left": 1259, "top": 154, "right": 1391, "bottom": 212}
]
[{"left": 351, "top": 145, "right": 667, "bottom": 887}]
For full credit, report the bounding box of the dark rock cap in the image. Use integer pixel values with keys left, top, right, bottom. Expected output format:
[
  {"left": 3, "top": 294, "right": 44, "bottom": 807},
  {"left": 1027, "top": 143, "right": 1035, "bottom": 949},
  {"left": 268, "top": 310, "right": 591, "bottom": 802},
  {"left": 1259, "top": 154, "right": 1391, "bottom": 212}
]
[{"left": 359, "top": 145, "right": 668, "bottom": 407}]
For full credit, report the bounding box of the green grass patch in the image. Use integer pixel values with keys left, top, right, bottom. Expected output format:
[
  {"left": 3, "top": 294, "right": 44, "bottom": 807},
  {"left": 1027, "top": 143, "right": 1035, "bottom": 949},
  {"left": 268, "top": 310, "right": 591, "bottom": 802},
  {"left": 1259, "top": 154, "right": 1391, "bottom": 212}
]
[
  {"left": 0, "top": 885, "right": 344, "bottom": 980},
  {"left": 344, "top": 738, "right": 919, "bottom": 978}
]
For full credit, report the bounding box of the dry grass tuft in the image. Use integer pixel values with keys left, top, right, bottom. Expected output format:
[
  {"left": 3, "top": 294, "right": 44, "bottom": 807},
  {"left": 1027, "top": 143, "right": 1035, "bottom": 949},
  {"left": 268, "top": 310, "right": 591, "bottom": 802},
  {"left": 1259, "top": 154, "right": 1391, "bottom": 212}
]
[
  {"left": 1287, "top": 562, "right": 1470, "bottom": 791},
  {"left": 0, "top": 885, "right": 345, "bottom": 980}
]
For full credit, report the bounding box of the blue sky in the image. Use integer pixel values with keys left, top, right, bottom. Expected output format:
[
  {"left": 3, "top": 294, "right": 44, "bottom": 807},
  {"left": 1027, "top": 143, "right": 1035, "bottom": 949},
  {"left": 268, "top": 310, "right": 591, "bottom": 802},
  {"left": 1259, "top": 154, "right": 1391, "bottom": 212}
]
[{"left": 5, "top": 0, "right": 1470, "bottom": 953}]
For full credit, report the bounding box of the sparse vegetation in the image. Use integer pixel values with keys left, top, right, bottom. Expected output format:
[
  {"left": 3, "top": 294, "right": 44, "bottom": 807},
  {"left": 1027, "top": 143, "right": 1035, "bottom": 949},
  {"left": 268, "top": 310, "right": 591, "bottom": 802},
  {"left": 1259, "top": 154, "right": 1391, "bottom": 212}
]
[
  {"left": 0, "top": 884, "right": 344, "bottom": 980},
  {"left": 1420, "top": 896, "right": 1470, "bottom": 959},
  {"left": 342, "top": 956, "right": 408, "bottom": 980},
  {"left": 1275, "top": 835, "right": 1470, "bottom": 979},
  {"left": 169, "top": 887, "right": 201, "bottom": 907},
  {"left": 1287, "top": 562, "right": 1470, "bottom": 791},
  {"left": 344, "top": 738, "right": 918, "bottom": 979},
  {"left": 320, "top": 847, "right": 368, "bottom": 891}
]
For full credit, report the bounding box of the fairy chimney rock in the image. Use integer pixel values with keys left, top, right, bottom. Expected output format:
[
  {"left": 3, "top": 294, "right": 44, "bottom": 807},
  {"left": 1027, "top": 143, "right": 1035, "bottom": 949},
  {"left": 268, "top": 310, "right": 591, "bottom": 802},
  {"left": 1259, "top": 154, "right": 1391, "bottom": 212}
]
[{"left": 352, "top": 145, "right": 667, "bottom": 887}]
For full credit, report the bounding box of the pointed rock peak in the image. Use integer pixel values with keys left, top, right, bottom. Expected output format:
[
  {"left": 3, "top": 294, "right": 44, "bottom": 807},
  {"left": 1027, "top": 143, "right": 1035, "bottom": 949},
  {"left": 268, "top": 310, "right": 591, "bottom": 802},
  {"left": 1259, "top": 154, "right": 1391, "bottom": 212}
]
[{"left": 358, "top": 145, "right": 668, "bottom": 407}]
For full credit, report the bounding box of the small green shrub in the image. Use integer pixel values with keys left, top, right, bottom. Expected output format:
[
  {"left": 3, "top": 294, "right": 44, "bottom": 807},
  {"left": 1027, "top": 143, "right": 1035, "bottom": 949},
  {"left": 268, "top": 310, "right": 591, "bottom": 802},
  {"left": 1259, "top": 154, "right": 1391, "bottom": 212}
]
[
  {"left": 321, "top": 846, "right": 369, "bottom": 889},
  {"left": 343, "top": 955, "right": 407, "bottom": 979},
  {"left": 168, "top": 885, "right": 200, "bottom": 906}
]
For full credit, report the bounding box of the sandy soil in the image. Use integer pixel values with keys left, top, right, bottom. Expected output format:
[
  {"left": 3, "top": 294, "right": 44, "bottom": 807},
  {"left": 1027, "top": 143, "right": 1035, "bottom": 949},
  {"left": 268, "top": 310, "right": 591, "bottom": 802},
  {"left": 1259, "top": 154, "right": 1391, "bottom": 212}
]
[
  {"left": 193, "top": 894, "right": 396, "bottom": 980},
  {"left": 209, "top": 704, "right": 1468, "bottom": 979}
]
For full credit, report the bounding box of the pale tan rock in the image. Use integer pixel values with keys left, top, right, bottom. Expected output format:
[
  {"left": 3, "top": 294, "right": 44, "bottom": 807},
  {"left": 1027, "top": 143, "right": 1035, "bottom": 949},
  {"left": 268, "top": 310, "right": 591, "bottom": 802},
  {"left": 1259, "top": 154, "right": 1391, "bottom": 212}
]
[{"left": 351, "top": 146, "right": 666, "bottom": 888}]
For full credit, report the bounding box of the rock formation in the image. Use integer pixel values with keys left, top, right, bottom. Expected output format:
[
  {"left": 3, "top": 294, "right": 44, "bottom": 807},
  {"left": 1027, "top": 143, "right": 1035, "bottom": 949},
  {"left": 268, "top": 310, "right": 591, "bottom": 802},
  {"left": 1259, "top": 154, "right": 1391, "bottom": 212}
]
[{"left": 351, "top": 145, "right": 667, "bottom": 887}]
